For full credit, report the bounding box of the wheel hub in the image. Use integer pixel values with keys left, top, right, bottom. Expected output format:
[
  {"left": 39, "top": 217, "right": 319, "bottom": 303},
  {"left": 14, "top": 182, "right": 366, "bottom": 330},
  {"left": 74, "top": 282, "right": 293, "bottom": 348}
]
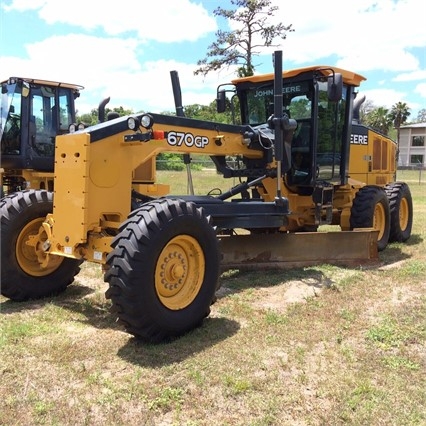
[
  {"left": 155, "top": 235, "right": 205, "bottom": 310},
  {"left": 16, "top": 218, "right": 63, "bottom": 276},
  {"left": 160, "top": 252, "right": 187, "bottom": 295}
]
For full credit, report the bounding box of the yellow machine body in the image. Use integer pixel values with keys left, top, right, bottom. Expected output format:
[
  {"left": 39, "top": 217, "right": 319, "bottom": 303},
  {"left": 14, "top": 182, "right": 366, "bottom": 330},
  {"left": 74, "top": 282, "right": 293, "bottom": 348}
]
[
  {"left": 349, "top": 127, "right": 397, "bottom": 185},
  {"left": 39, "top": 64, "right": 400, "bottom": 265},
  {"left": 1, "top": 53, "right": 413, "bottom": 342}
]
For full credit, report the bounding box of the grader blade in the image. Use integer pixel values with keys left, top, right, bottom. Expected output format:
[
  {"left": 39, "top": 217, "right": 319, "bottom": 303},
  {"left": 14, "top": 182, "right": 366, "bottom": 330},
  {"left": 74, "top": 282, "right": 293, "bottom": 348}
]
[{"left": 219, "top": 230, "right": 379, "bottom": 270}]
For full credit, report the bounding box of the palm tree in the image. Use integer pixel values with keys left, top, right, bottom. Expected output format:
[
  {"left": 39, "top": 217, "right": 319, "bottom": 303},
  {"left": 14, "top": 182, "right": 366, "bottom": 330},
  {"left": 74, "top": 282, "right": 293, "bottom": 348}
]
[
  {"left": 389, "top": 101, "right": 411, "bottom": 148},
  {"left": 365, "top": 107, "right": 393, "bottom": 135}
]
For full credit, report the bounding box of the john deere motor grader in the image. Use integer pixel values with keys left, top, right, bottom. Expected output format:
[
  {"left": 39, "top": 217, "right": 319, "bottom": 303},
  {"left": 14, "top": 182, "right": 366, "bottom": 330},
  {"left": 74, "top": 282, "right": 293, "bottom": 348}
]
[
  {"left": 0, "top": 51, "right": 413, "bottom": 342},
  {"left": 0, "top": 77, "right": 82, "bottom": 195},
  {"left": 0, "top": 76, "right": 110, "bottom": 195}
]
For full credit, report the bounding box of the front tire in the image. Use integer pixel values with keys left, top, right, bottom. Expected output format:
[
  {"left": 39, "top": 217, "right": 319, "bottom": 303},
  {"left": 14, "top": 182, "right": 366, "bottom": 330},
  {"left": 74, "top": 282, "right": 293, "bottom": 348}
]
[
  {"left": 1, "top": 190, "right": 82, "bottom": 301},
  {"left": 350, "top": 186, "right": 390, "bottom": 251},
  {"left": 105, "top": 198, "right": 220, "bottom": 343},
  {"left": 385, "top": 182, "right": 413, "bottom": 242}
]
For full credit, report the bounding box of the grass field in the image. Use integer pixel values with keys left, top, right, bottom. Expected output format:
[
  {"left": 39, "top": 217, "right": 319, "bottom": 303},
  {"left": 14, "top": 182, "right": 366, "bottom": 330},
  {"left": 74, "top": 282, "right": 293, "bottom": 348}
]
[{"left": 1, "top": 170, "right": 425, "bottom": 425}]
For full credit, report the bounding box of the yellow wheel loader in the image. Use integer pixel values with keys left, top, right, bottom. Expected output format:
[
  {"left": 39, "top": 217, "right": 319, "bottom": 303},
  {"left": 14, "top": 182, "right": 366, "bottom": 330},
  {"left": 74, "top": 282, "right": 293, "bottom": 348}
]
[{"left": 0, "top": 51, "right": 413, "bottom": 342}]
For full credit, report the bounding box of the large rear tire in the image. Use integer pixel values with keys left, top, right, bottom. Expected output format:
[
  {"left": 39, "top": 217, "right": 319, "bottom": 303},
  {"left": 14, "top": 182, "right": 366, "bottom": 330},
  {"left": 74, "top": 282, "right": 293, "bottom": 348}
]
[
  {"left": 350, "top": 186, "right": 390, "bottom": 251},
  {"left": 105, "top": 198, "right": 220, "bottom": 343},
  {"left": 1, "top": 190, "right": 82, "bottom": 301},
  {"left": 385, "top": 182, "right": 413, "bottom": 242}
]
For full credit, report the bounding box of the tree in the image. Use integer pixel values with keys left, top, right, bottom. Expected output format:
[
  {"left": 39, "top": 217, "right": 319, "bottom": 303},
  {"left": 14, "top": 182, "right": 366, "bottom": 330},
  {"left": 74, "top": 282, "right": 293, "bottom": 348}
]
[
  {"left": 364, "top": 106, "right": 393, "bottom": 135},
  {"left": 390, "top": 101, "right": 411, "bottom": 128},
  {"left": 359, "top": 98, "right": 376, "bottom": 124},
  {"left": 416, "top": 108, "right": 426, "bottom": 123},
  {"left": 194, "top": 0, "right": 293, "bottom": 78},
  {"left": 184, "top": 100, "right": 234, "bottom": 123},
  {"left": 389, "top": 101, "right": 410, "bottom": 147},
  {"left": 77, "top": 106, "right": 134, "bottom": 125}
]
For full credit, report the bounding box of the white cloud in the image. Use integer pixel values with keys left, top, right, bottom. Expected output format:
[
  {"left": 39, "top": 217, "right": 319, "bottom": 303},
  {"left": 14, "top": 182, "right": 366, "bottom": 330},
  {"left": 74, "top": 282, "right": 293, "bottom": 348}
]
[
  {"left": 361, "top": 87, "right": 425, "bottom": 118},
  {"left": 2, "top": 0, "right": 425, "bottom": 115},
  {"left": 88, "top": 60, "right": 226, "bottom": 113},
  {"left": 394, "top": 70, "right": 426, "bottom": 82},
  {"left": 265, "top": 0, "right": 426, "bottom": 74},
  {"left": 362, "top": 88, "right": 408, "bottom": 108},
  {"left": 0, "top": 36, "right": 226, "bottom": 113},
  {"left": 2, "top": 0, "right": 45, "bottom": 11},
  {"left": 3, "top": 0, "right": 217, "bottom": 42},
  {"left": 414, "top": 82, "right": 426, "bottom": 100},
  {"left": 1, "top": 34, "right": 140, "bottom": 88}
]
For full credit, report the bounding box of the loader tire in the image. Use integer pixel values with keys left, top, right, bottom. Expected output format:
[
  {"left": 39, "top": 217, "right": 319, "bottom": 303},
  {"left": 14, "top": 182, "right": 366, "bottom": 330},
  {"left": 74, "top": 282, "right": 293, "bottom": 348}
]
[
  {"left": 1, "top": 190, "right": 82, "bottom": 301},
  {"left": 105, "top": 198, "right": 220, "bottom": 343},
  {"left": 384, "top": 182, "right": 413, "bottom": 242},
  {"left": 350, "top": 186, "right": 390, "bottom": 251}
]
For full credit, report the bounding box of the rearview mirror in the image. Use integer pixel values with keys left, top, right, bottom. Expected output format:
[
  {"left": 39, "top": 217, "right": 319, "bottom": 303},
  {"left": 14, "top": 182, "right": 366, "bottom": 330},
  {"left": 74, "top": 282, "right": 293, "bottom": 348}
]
[
  {"left": 216, "top": 89, "right": 226, "bottom": 113},
  {"left": 327, "top": 73, "right": 342, "bottom": 102}
]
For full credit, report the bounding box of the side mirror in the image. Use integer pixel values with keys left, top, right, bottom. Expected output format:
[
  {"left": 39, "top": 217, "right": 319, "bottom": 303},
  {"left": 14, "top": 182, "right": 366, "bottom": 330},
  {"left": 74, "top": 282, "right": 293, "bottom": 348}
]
[
  {"left": 216, "top": 89, "right": 226, "bottom": 113},
  {"left": 22, "top": 81, "right": 30, "bottom": 98},
  {"left": 327, "top": 73, "right": 342, "bottom": 102}
]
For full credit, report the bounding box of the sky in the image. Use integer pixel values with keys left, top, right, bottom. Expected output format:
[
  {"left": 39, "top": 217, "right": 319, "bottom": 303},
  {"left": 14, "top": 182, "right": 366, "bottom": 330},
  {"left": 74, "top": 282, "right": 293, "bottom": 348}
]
[{"left": 1, "top": 0, "right": 425, "bottom": 120}]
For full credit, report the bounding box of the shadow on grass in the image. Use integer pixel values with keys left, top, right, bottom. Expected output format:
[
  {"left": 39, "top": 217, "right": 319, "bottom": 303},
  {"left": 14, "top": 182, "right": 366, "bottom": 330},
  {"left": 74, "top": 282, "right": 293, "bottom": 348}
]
[
  {"left": 377, "top": 233, "right": 422, "bottom": 265},
  {"left": 0, "top": 282, "right": 118, "bottom": 330},
  {"left": 218, "top": 266, "right": 338, "bottom": 298},
  {"left": 117, "top": 317, "right": 240, "bottom": 367},
  {"left": 404, "top": 233, "right": 423, "bottom": 246},
  {"left": 0, "top": 282, "right": 94, "bottom": 313},
  {"left": 1, "top": 279, "right": 241, "bottom": 358}
]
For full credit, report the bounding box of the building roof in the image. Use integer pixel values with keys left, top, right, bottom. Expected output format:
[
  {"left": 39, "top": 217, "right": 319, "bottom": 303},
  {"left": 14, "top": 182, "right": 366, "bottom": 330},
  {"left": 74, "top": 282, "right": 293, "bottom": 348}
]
[{"left": 400, "top": 122, "right": 426, "bottom": 129}]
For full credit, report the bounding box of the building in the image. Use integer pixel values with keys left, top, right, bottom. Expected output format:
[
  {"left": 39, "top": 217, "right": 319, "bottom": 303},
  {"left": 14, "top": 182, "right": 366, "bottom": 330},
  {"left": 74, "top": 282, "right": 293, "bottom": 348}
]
[{"left": 398, "top": 122, "right": 426, "bottom": 168}]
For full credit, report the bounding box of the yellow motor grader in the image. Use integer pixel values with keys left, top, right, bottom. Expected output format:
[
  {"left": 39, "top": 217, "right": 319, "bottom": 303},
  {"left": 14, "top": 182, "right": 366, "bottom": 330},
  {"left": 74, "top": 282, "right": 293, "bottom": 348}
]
[
  {"left": 0, "top": 76, "right": 111, "bottom": 195},
  {"left": 0, "top": 51, "right": 413, "bottom": 342}
]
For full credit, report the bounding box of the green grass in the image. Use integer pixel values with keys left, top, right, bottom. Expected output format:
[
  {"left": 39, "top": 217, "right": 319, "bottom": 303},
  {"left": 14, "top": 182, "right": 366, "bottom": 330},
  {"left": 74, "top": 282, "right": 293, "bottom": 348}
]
[{"left": 1, "top": 170, "right": 425, "bottom": 425}]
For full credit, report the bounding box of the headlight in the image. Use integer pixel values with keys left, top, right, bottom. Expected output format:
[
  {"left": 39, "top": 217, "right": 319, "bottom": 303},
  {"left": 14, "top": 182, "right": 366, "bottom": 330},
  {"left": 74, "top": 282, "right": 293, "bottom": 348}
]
[
  {"left": 69, "top": 122, "right": 86, "bottom": 133},
  {"left": 127, "top": 116, "right": 140, "bottom": 131},
  {"left": 140, "top": 114, "right": 154, "bottom": 129}
]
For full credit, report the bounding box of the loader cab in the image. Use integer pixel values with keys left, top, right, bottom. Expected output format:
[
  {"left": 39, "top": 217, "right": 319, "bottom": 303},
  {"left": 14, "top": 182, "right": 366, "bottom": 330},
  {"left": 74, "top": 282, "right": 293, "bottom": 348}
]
[
  {"left": 0, "top": 77, "right": 82, "bottom": 172},
  {"left": 219, "top": 67, "right": 364, "bottom": 194}
]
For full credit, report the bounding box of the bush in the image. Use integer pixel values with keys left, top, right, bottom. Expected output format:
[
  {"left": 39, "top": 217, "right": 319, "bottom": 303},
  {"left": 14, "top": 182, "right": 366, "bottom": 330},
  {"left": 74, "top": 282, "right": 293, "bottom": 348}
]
[
  {"left": 156, "top": 154, "right": 213, "bottom": 171},
  {"left": 156, "top": 153, "right": 185, "bottom": 171}
]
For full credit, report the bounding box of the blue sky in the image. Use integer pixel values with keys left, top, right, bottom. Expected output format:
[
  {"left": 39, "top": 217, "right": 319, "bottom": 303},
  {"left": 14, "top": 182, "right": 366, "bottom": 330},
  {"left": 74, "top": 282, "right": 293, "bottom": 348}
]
[{"left": 1, "top": 0, "right": 425, "bottom": 120}]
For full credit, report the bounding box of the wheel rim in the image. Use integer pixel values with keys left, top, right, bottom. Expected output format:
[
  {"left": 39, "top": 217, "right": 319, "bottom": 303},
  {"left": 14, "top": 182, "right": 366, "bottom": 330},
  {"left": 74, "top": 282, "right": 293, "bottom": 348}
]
[
  {"left": 398, "top": 197, "right": 409, "bottom": 231},
  {"left": 155, "top": 235, "right": 205, "bottom": 310},
  {"left": 16, "top": 218, "right": 63, "bottom": 276},
  {"left": 373, "top": 202, "right": 386, "bottom": 241}
]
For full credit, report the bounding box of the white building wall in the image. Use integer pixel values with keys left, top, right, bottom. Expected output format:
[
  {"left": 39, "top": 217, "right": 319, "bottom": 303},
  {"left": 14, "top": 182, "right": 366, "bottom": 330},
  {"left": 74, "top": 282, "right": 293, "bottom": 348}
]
[{"left": 398, "top": 123, "right": 426, "bottom": 168}]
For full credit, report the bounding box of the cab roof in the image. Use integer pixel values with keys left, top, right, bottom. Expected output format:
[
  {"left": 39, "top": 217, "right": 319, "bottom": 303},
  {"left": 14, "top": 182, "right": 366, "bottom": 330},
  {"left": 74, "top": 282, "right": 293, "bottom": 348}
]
[
  {"left": 232, "top": 65, "right": 366, "bottom": 87},
  {"left": 1, "top": 76, "right": 84, "bottom": 91}
]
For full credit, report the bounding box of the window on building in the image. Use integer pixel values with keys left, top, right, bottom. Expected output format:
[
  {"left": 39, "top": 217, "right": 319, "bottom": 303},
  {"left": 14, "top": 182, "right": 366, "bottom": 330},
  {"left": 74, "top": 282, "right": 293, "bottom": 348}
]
[
  {"left": 410, "top": 154, "right": 424, "bottom": 165},
  {"left": 411, "top": 136, "right": 425, "bottom": 146}
]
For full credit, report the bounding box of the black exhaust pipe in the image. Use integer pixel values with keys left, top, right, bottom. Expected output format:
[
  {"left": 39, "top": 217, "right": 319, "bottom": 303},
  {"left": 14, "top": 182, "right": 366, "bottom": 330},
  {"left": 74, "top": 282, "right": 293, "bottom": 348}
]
[{"left": 98, "top": 97, "right": 110, "bottom": 123}]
